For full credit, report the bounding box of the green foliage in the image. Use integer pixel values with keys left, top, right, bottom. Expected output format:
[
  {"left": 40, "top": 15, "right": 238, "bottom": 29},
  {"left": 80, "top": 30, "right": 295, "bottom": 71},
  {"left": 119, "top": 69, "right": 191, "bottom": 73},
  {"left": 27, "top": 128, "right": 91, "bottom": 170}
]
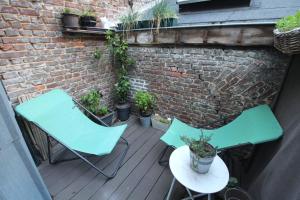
[
  {"left": 276, "top": 11, "right": 300, "bottom": 32},
  {"left": 80, "top": 90, "right": 109, "bottom": 116},
  {"left": 152, "top": 0, "right": 177, "bottom": 32},
  {"left": 134, "top": 91, "right": 156, "bottom": 116},
  {"left": 63, "top": 8, "right": 77, "bottom": 15},
  {"left": 81, "top": 9, "right": 96, "bottom": 17},
  {"left": 181, "top": 133, "right": 216, "bottom": 158},
  {"left": 120, "top": 10, "right": 140, "bottom": 31},
  {"left": 114, "top": 75, "right": 131, "bottom": 104},
  {"left": 105, "top": 30, "right": 135, "bottom": 104},
  {"left": 93, "top": 48, "right": 102, "bottom": 60}
]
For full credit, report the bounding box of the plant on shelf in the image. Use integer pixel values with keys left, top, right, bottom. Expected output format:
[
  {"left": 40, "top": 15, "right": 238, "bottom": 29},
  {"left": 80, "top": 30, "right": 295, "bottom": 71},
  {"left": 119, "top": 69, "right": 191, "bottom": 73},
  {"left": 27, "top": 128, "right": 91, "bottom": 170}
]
[
  {"left": 134, "top": 91, "right": 156, "bottom": 127},
  {"left": 80, "top": 90, "right": 114, "bottom": 125},
  {"left": 181, "top": 133, "right": 217, "bottom": 174},
  {"left": 152, "top": 0, "right": 177, "bottom": 33},
  {"left": 105, "top": 30, "right": 135, "bottom": 121},
  {"left": 276, "top": 11, "right": 300, "bottom": 32},
  {"left": 80, "top": 9, "right": 97, "bottom": 27},
  {"left": 62, "top": 8, "right": 80, "bottom": 29},
  {"left": 274, "top": 11, "right": 300, "bottom": 54},
  {"left": 119, "top": 10, "right": 140, "bottom": 32}
]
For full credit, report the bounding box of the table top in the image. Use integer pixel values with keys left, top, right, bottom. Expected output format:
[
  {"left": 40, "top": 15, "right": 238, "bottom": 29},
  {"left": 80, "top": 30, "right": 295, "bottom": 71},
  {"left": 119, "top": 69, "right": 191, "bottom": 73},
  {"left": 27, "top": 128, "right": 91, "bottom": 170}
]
[{"left": 169, "top": 145, "right": 229, "bottom": 194}]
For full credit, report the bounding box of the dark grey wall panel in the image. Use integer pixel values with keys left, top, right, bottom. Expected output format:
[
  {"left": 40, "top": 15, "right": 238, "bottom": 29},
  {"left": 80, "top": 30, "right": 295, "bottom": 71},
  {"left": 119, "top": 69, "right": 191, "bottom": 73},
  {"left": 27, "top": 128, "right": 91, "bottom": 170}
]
[{"left": 0, "top": 82, "right": 51, "bottom": 200}]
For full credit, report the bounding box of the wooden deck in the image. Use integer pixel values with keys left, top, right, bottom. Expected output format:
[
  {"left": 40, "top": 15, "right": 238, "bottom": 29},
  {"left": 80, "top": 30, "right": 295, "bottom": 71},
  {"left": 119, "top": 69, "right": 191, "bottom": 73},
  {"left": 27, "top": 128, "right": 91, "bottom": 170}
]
[{"left": 38, "top": 117, "right": 186, "bottom": 200}]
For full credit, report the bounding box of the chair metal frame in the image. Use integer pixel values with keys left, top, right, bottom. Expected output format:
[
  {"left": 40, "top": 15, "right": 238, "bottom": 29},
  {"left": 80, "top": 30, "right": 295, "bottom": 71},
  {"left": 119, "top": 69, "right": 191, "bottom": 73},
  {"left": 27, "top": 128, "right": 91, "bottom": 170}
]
[{"left": 17, "top": 98, "right": 129, "bottom": 179}]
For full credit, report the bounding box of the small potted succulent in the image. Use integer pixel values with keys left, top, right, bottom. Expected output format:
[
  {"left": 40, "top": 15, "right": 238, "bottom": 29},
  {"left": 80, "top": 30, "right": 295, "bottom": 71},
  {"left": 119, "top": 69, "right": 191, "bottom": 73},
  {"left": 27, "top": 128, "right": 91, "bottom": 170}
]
[
  {"left": 181, "top": 133, "right": 217, "bottom": 174},
  {"left": 80, "top": 90, "right": 114, "bottom": 126},
  {"left": 134, "top": 91, "right": 156, "bottom": 128},
  {"left": 62, "top": 8, "right": 80, "bottom": 29},
  {"left": 151, "top": 114, "right": 171, "bottom": 131},
  {"left": 80, "top": 9, "right": 97, "bottom": 28}
]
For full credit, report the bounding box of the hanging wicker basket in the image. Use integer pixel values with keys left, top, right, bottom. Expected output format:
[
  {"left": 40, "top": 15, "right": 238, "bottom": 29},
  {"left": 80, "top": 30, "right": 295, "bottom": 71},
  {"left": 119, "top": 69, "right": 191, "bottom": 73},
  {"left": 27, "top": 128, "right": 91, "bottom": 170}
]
[{"left": 274, "top": 27, "right": 300, "bottom": 54}]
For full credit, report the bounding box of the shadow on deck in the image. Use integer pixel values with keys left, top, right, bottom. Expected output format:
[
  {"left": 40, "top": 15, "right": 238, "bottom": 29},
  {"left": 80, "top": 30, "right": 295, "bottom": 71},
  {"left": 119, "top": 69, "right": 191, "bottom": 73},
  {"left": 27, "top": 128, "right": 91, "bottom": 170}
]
[{"left": 38, "top": 116, "right": 186, "bottom": 200}]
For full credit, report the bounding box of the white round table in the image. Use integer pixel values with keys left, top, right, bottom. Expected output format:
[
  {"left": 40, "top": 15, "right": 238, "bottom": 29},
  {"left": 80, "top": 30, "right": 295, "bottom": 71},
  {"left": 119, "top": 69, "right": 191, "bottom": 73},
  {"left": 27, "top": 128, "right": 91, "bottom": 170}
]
[{"left": 166, "top": 145, "right": 229, "bottom": 200}]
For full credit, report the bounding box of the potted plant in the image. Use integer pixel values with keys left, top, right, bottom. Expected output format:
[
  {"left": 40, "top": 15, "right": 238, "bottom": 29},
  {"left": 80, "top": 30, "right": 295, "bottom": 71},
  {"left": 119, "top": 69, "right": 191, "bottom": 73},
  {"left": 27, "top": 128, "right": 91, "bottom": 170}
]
[
  {"left": 80, "top": 9, "right": 97, "bottom": 28},
  {"left": 134, "top": 91, "right": 156, "bottom": 128},
  {"left": 80, "top": 90, "right": 114, "bottom": 126},
  {"left": 152, "top": 0, "right": 177, "bottom": 33},
  {"left": 119, "top": 10, "right": 140, "bottom": 32},
  {"left": 274, "top": 11, "right": 300, "bottom": 54},
  {"left": 62, "top": 8, "right": 80, "bottom": 29},
  {"left": 105, "top": 30, "right": 135, "bottom": 121},
  {"left": 151, "top": 114, "right": 171, "bottom": 131},
  {"left": 181, "top": 133, "right": 217, "bottom": 174}
]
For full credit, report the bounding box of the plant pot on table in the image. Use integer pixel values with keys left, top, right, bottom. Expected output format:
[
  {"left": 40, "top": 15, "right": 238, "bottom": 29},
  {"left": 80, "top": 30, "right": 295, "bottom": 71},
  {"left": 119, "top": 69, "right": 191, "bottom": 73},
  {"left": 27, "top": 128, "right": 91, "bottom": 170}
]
[
  {"left": 189, "top": 144, "right": 216, "bottom": 174},
  {"left": 62, "top": 13, "right": 80, "bottom": 29},
  {"left": 80, "top": 16, "right": 96, "bottom": 27},
  {"left": 116, "top": 103, "right": 131, "bottom": 121}
]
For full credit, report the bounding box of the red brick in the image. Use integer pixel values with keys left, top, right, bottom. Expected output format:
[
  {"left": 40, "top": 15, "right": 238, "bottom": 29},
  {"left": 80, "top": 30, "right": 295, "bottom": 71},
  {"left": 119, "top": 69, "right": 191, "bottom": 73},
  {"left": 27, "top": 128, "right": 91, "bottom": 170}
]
[
  {"left": 0, "top": 44, "right": 14, "bottom": 51},
  {"left": 35, "top": 84, "right": 46, "bottom": 91},
  {"left": 19, "top": 8, "right": 39, "bottom": 16},
  {"left": 1, "top": 6, "right": 18, "bottom": 14}
]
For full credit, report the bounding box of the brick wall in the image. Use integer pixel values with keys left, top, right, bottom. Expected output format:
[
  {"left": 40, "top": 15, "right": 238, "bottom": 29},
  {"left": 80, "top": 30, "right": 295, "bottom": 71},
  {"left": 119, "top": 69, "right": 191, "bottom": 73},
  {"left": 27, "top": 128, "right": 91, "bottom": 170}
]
[
  {"left": 0, "top": 0, "right": 128, "bottom": 106},
  {"left": 128, "top": 47, "right": 290, "bottom": 127}
]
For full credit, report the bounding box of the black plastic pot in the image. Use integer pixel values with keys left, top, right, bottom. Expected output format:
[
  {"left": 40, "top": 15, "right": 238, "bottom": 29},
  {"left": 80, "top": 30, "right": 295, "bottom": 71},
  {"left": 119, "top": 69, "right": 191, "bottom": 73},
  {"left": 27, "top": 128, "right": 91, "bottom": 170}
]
[
  {"left": 88, "top": 110, "right": 114, "bottom": 126},
  {"left": 62, "top": 13, "right": 80, "bottom": 29},
  {"left": 80, "top": 16, "right": 96, "bottom": 27},
  {"left": 224, "top": 188, "right": 252, "bottom": 200},
  {"left": 161, "top": 18, "right": 177, "bottom": 27},
  {"left": 116, "top": 103, "right": 131, "bottom": 121},
  {"left": 137, "top": 20, "right": 153, "bottom": 29}
]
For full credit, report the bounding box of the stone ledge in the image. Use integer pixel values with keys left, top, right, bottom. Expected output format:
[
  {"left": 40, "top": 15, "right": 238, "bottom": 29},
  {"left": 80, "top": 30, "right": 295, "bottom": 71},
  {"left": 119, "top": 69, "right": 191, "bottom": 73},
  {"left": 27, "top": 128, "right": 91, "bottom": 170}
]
[{"left": 124, "top": 25, "right": 274, "bottom": 46}]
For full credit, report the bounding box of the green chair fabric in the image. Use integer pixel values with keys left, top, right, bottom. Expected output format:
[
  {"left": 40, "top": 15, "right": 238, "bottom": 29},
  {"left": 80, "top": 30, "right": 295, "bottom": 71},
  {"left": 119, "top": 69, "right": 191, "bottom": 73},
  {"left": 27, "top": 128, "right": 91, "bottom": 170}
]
[
  {"left": 160, "top": 105, "right": 283, "bottom": 150},
  {"left": 15, "top": 89, "right": 127, "bottom": 156}
]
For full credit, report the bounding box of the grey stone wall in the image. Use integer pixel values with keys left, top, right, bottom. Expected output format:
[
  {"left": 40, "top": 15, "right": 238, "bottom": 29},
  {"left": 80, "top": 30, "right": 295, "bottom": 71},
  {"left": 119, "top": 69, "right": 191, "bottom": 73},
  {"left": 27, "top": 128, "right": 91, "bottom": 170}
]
[{"left": 128, "top": 46, "right": 290, "bottom": 127}]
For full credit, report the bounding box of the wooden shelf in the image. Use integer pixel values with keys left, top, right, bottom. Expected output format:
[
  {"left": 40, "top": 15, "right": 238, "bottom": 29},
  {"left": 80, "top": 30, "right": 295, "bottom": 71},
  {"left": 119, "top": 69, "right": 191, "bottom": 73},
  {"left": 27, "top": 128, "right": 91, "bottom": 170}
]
[{"left": 62, "top": 28, "right": 110, "bottom": 35}]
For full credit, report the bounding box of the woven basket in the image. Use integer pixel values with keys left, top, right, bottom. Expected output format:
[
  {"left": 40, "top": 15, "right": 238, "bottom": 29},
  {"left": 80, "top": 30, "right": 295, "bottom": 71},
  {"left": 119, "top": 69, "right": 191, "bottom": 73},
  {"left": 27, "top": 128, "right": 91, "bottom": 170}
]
[{"left": 274, "top": 27, "right": 300, "bottom": 54}]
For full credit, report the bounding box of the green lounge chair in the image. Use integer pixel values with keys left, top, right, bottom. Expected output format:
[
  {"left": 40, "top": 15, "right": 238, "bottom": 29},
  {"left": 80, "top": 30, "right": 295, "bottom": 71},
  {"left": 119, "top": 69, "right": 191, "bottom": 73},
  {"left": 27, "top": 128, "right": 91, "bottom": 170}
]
[
  {"left": 159, "top": 105, "right": 283, "bottom": 164},
  {"left": 15, "top": 89, "right": 129, "bottom": 179}
]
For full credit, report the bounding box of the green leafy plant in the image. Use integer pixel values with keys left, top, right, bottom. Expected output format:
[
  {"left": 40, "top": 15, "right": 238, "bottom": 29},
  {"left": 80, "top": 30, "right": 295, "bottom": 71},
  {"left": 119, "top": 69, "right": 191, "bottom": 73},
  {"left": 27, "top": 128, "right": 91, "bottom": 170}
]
[
  {"left": 105, "top": 30, "right": 135, "bottom": 104},
  {"left": 120, "top": 10, "right": 140, "bottom": 31},
  {"left": 114, "top": 75, "right": 131, "bottom": 104},
  {"left": 63, "top": 8, "right": 77, "bottom": 15},
  {"left": 181, "top": 133, "right": 216, "bottom": 158},
  {"left": 81, "top": 9, "right": 96, "bottom": 17},
  {"left": 93, "top": 48, "right": 102, "bottom": 60},
  {"left": 134, "top": 91, "right": 156, "bottom": 116},
  {"left": 80, "top": 90, "right": 109, "bottom": 116},
  {"left": 276, "top": 11, "right": 300, "bottom": 32},
  {"left": 152, "top": 0, "right": 177, "bottom": 33}
]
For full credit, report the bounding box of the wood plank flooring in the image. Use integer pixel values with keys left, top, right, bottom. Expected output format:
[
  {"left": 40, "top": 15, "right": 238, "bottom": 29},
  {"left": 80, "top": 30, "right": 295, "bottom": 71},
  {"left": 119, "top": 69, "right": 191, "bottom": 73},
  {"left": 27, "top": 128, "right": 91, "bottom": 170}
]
[{"left": 39, "top": 117, "right": 186, "bottom": 200}]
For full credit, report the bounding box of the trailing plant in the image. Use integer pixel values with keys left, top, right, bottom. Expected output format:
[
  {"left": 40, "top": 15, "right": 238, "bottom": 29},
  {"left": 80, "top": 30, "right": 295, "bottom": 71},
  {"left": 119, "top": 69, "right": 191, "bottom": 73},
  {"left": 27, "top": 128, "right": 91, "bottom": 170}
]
[
  {"left": 152, "top": 0, "right": 177, "bottom": 33},
  {"left": 276, "top": 11, "right": 300, "bottom": 32},
  {"left": 93, "top": 48, "right": 102, "bottom": 60},
  {"left": 181, "top": 132, "right": 216, "bottom": 158},
  {"left": 80, "top": 90, "right": 109, "bottom": 116},
  {"left": 105, "top": 30, "right": 135, "bottom": 104},
  {"left": 134, "top": 91, "right": 156, "bottom": 116}
]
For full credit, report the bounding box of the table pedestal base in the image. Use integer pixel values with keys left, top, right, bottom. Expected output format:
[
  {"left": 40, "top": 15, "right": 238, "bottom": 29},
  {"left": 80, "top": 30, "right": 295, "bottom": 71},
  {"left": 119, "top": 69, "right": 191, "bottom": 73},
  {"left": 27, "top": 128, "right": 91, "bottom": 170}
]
[{"left": 166, "top": 177, "right": 212, "bottom": 200}]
